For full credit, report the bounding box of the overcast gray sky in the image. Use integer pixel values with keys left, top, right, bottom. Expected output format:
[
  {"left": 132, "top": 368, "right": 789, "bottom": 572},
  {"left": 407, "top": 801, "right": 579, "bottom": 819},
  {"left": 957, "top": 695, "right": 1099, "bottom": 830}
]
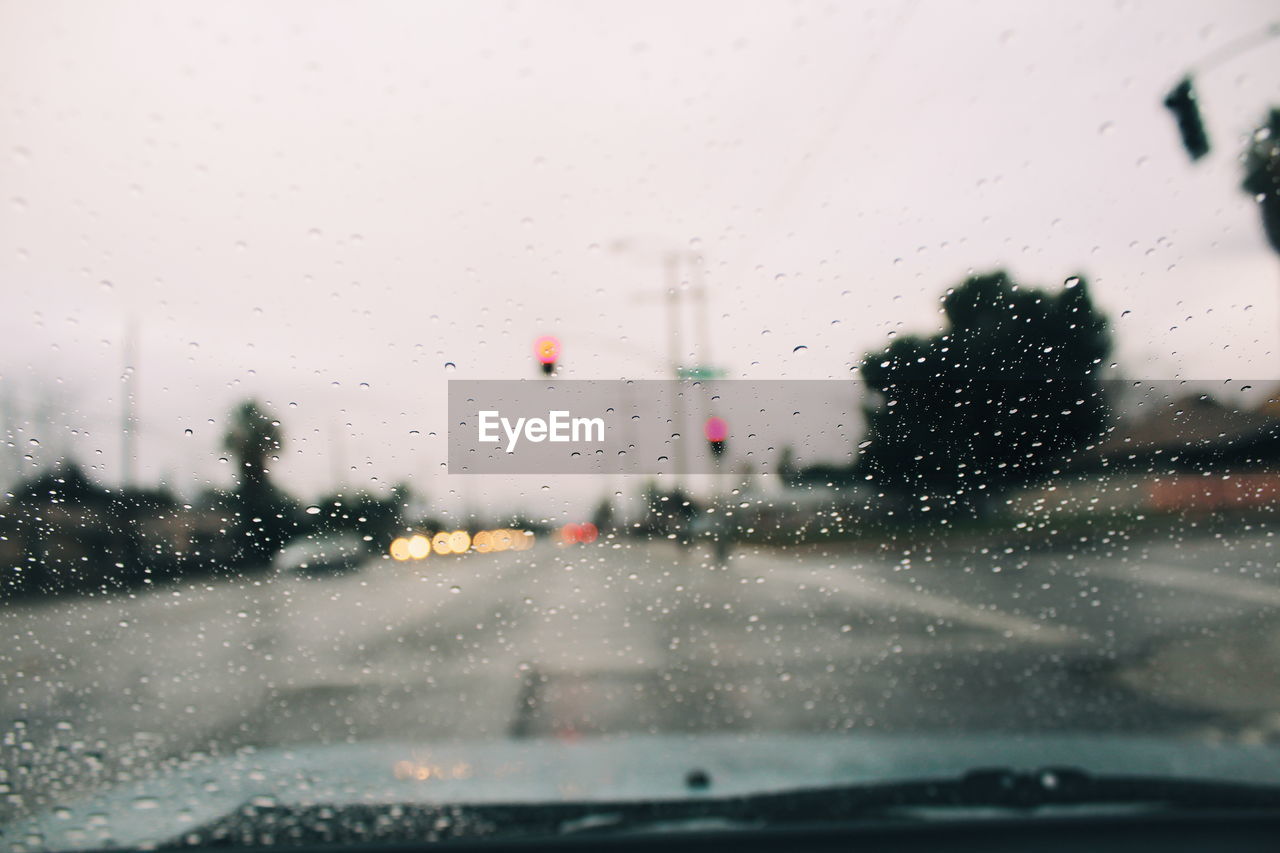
[{"left": 2, "top": 0, "right": 1278, "bottom": 517}]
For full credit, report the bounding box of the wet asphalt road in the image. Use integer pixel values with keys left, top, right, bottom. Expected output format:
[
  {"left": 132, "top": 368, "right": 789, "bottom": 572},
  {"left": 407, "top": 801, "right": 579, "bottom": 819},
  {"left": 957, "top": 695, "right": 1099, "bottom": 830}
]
[{"left": 3, "top": 531, "right": 1279, "bottom": 817}]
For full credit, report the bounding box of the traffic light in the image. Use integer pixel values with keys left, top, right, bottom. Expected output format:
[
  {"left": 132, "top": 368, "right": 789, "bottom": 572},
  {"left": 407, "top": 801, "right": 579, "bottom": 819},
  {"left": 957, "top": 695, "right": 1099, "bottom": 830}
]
[
  {"left": 1164, "top": 77, "right": 1210, "bottom": 162},
  {"left": 704, "top": 416, "right": 727, "bottom": 460},
  {"left": 534, "top": 335, "right": 560, "bottom": 375}
]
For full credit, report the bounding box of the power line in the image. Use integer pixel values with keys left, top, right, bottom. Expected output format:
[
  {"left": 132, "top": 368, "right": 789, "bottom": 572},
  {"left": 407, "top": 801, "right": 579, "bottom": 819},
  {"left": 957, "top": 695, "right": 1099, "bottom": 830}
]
[{"left": 720, "top": 0, "right": 920, "bottom": 287}]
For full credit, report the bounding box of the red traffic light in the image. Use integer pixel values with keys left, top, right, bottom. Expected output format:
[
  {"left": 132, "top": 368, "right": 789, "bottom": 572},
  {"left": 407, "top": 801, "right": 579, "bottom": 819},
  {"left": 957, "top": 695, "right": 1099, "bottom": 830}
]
[
  {"left": 705, "top": 416, "right": 728, "bottom": 460},
  {"left": 534, "top": 335, "right": 560, "bottom": 375},
  {"left": 534, "top": 336, "right": 560, "bottom": 365}
]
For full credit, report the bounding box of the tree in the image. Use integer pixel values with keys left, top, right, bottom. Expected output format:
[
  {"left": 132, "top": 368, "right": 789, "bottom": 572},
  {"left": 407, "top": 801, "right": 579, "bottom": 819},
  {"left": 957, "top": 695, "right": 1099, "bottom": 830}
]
[
  {"left": 857, "top": 271, "right": 1111, "bottom": 514},
  {"left": 590, "top": 496, "right": 615, "bottom": 532},
  {"left": 222, "top": 400, "right": 293, "bottom": 562},
  {"left": 223, "top": 400, "right": 283, "bottom": 494},
  {"left": 1242, "top": 108, "right": 1280, "bottom": 254}
]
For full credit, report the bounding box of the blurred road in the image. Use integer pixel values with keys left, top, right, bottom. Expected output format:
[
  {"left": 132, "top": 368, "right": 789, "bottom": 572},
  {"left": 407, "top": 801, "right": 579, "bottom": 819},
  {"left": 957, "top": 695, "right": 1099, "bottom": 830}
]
[{"left": 4, "top": 532, "right": 1280, "bottom": 816}]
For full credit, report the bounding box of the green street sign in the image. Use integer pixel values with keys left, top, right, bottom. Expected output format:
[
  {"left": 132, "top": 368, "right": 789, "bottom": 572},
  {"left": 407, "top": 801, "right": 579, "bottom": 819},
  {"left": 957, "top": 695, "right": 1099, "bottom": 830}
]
[{"left": 676, "top": 366, "right": 726, "bottom": 380}]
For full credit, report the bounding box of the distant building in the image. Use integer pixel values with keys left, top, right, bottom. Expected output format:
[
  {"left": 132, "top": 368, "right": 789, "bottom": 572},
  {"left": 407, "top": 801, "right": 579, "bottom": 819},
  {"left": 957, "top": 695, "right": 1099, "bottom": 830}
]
[{"left": 1010, "top": 392, "right": 1280, "bottom": 516}]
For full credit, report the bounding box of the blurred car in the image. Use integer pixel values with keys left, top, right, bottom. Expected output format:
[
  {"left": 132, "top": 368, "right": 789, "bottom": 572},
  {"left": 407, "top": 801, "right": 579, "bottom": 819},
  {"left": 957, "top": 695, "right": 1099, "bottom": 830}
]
[{"left": 272, "top": 532, "right": 367, "bottom": 575}]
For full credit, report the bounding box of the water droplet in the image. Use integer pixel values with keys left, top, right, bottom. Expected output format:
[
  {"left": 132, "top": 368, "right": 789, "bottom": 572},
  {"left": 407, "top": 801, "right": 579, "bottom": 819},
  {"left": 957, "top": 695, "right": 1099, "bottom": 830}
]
[
  {"left": 444, "top": 362, "right": 456, "bottom": 372},
  {"left": 792, "top": 345, "right": 808, "bottom": 353},
  {"left": 449, "top": 586, "right": 461, "bottom": 594},
  {"left": 305, "top": 506, "right": 321, "bottom": 515}
]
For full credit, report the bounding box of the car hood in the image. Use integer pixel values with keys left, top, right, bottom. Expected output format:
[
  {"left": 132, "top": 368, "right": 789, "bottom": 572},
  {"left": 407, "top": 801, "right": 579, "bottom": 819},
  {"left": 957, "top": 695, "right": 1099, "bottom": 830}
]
[{"left": 11, "top": 732, "right": 1280, "bottom": 849}]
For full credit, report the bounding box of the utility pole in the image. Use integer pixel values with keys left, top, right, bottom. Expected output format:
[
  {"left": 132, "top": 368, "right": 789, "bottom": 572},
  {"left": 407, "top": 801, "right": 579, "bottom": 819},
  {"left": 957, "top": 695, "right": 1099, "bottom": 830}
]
[
  {"left": 329, "top": 419, "right": 345, "bottom": 491},
  {"left": 121, "top": 321, "right": 138, "bottom": 489},
  {"left": 614, "top": 241, "right": 721, "bottom": 505},
  {"left": 665, "top": 253, "right": 686, "bottom": 491},
  {"left": 691, "top": 255, "right": 713, "bottom": 371}
]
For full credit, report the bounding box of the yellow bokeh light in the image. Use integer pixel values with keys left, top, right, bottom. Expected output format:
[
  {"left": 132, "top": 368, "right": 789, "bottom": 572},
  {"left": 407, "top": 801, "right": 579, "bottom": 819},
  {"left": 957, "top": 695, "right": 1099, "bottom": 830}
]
[
  {"left": 407, "top": 534, "right": 430, "bottom": 560},
  {"left": 389, "top": 537, "right": 411, "bottom": 561},
  {"left": 472, "top": 530, "right": 492, "bottom": 553},
  {"left": 432, "top": 532, "right": 452, "bottom": 555},
  {"left": 448, "top": 530, "right": 471, "bottom": 554},
  {"left": 491, "top": 529, "right": 513, "bottom": 552}
]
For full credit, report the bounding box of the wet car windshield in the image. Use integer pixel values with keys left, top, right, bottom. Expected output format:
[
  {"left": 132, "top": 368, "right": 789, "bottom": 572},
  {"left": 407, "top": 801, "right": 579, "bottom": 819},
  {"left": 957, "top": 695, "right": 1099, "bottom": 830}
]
[{"left": 3, "top": 1, "right": 1280, "bottom": 849}]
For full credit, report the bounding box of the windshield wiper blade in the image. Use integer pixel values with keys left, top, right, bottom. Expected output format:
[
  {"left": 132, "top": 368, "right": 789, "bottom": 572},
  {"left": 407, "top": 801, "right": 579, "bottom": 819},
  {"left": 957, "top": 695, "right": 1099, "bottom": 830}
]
[
  {"left": 738, "top": 767, "right": 1280, "bottom": 820},
  {"left": 170, "top": 768, "right": 1280, "bottom": 847}
]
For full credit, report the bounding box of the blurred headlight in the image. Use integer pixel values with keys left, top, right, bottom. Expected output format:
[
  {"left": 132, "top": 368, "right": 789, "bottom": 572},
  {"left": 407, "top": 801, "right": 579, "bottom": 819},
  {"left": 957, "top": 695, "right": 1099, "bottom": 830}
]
[{"left": 407, "top": 534, "right": 431, "bottom": 560}]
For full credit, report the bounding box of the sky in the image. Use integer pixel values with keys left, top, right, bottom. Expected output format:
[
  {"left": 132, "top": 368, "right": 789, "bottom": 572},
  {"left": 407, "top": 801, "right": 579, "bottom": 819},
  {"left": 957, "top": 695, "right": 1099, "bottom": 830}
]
[{"left": 1, "top": 0, "right": 1278, "bottom": 518}]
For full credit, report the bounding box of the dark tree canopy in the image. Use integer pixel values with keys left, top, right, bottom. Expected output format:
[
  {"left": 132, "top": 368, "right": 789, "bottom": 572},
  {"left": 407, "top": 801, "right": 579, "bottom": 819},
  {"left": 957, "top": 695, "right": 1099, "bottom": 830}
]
[
  {"left": 221, "top": 399, "right": 294, "bottom": 561},
  {"left": 857, "top": 271, "right": 1112, "bottom": 509},
  {"left": 223, "top": 400, "right": 283, "bottom": 495}
]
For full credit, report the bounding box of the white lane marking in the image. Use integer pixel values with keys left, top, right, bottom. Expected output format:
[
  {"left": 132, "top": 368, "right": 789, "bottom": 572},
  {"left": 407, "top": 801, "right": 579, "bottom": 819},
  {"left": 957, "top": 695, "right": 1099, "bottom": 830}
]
[
  {"left": 738, "top": 556, "right": 1081, "bottom": 646},
  {"left": 1097, "top": 562, "right": 1280, "bottom": 608},
  {"left": 852, "top": 578, "right": 1081, "bottom": 645}
]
